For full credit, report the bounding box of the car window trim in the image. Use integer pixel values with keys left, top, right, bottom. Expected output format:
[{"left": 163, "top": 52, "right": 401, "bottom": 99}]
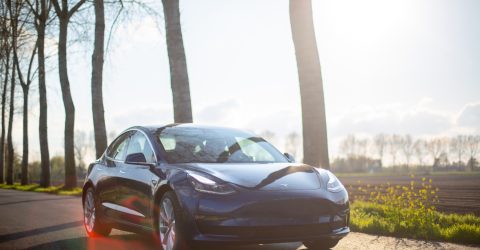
[{"left": 106, "top": 128, "right": 159, "bottom": 164}]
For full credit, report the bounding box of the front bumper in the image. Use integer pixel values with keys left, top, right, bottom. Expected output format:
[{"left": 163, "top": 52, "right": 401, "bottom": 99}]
[{"left": 177, "top": 186, "right": 350, "bottom": 244}]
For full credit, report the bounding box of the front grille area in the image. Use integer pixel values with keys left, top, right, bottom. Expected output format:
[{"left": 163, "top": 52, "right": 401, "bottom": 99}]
[
  {"left": 198, "top": 224, "right": 333, "bottom": 238},
  {"left": 196, "top": 198, "right": 350, "bottom": 239},
  {"left": 197, "top": 212, "right": 349, "bottom": 238}
]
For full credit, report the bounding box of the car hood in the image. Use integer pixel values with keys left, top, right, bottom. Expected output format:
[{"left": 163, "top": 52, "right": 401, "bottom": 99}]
[{"left": 175, "top": 162, "right": 324, "bottom": 191}]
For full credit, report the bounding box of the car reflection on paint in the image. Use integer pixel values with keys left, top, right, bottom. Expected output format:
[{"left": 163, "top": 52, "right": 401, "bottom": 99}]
[{"left": 82, "top": 124, "right": 350, "bottom": 250}]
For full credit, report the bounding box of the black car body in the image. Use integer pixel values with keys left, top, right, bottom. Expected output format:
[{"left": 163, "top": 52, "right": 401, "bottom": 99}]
[{"left": 82, "top": 124, "right": 349, "bottom": 249}]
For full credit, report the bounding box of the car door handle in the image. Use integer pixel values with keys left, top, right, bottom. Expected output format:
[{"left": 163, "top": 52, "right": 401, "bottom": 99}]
[{"left": 119, "top": 170, "right": 126, "bottom": 174}]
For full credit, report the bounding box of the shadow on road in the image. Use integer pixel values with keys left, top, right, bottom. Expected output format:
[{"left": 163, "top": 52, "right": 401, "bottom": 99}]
[
  {"left": 25, "top": 233, "right": 306, "bottom": 250},
  {"left": 0, "top": 196, "right": 78, "bottom": 206},
  {"left": 0, "top": 221, "right": 84, "bottom": 243}
]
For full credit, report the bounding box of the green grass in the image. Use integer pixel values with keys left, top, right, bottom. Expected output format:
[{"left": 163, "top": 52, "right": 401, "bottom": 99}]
[
  {"left": 0, "top": 183, "right": 82, "bottom": 196},
  {"left": 350, "top": 201, "right": 480, "bottom": 245},
  {"left": 336, "top": 171, "right": 480, "bottom": 178}
]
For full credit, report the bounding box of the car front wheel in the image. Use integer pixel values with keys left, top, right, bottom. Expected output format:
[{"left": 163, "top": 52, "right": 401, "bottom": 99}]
[
  {"left": 83, "top": 187, "right": 111, "bottom": 237},
  {"left": 156, "top": 191, "right": 189, "bottom": 250}
]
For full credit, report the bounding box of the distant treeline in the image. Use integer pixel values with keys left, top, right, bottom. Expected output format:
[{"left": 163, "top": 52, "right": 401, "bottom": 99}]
[{"left": 332, "top": 134, "right": 480, "bottom": 173}]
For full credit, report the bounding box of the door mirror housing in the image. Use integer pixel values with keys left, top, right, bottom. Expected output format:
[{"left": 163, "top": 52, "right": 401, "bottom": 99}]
[
  {"left": 125, "top": 153, "right": 155, "bottom": 168},
  {"left": 284, "top": 153, "right": 295, "bottom": 163}
]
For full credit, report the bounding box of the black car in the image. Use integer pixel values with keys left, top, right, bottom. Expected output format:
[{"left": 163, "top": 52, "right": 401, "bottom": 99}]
[{"left": 82, "top": 124, "right": 349, "bottom": 250}]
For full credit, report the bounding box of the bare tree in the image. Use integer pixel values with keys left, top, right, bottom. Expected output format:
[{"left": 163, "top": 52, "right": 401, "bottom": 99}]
[
  {"left": 388, "top": 134, "right": 402, "bottom": 167},
  {"left": 373, "top": 133, "right": 387, "bottom": 167},
  {"left": 15, "top": 31, "right": 38, "bottom": 185},
  {"left": 356, "top": 138, "right": 369, "bottom": 159},
  {"left": 26, "top": 0, "right": 53, "bottom": 187},
  {"left": 466, "top": 135, "right": 480, "bottom": 170},
  {"left": 91, "top": 0, "right": 108, "bottom": 159},
  {"left": 340, "top": 135, "right": 356, "bottom": 157},
  {"left": 74, "top": 130, "right": 91, "bottom": 169},
  {"left": 5, "top": 0, "right": 20, "bottom": 184},
  {"left": 426, "top": 137, "right": 445, "bottom": 168},
  {"left": 0, "top": 2, "right": 11, "bottom": 183},
  {"left": 450, "top": 135, "right": 467, "bottom": 166},
  {"left": 162, "top": 0, "right": 193, "bottom": 123},
  {"left": 401, "top": 134, "right": 414, "bottom": 168},
  {"left": 413, "top": 138, "right": 426, "bottom": 166},
  {"left": 51, "top": 0, "right": 87, "bottom": 188},
  {"left": 289, "top": 0, "right": 329, "bottom": 169}
]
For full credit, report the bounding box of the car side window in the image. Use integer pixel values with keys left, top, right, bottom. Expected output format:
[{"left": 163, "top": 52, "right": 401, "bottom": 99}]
[
  {"left": 107, "top": 133, "right": 131, "bottom": 161},
  {"left": 126, "top": 131, "right": 156, "bottom": 164}
]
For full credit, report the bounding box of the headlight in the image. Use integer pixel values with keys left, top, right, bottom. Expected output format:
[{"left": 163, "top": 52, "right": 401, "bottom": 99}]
[
  {"left": 325, "top": 170, "right": 344, "bottom": 193},
  {"left": 186, "top": 171, "right": 236, "bottom": 195}
]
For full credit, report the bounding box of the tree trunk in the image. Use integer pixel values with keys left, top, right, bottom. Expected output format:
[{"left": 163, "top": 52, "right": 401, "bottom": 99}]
[
  {"left": 0, "top": 51, "right": 9, "bottom": 184},
  {"left": 162, "top": 0, "right": 193, "bottom": 123},
  {"left": 21, "top": 86, "right": 28, "bottom": 185},
  {"left": 289, "top": 0, "right": 330, "bottom": 169},
  {"left": 58, "top": 17, "right": 76, "bottom": 188},
  {"left": 37, "top": 19, "right": 50, "bottom": 188},
  {"left": 91, "top": 0, "right": 107, "bottom": 158},
  {"left": 6, "top": 57, "right": 15, "bottom": 185}
]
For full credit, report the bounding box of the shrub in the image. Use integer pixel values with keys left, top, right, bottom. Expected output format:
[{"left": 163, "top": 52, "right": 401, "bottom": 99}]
[{"left": 350, "top": 176, "right": 480, "bottom": 244}]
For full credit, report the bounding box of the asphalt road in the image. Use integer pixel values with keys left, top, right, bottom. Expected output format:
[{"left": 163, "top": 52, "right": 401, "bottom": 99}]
[{"left": 0, "top": 189, "right": 477, "bottom": 250}]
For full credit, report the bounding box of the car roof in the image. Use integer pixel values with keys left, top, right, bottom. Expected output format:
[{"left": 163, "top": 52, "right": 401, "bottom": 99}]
[{"left": 130, "top": 123, "right": 254, "bottom": 135}]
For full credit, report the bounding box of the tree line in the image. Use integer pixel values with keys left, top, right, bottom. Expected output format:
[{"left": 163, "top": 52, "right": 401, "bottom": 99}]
[
  {"left": 0, "top": 0, "right": 330, "bottom": 187},
  {"left": 333, "top": 134, "right": 480, "bottom": 173}
]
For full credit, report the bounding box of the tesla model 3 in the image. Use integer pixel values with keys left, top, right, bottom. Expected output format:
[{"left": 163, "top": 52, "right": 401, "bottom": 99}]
[{"left": 82, "top": 124, "right": 349, "bottom": 250}]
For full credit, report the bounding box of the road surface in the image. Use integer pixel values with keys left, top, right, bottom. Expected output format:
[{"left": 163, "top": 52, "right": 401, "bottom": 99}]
[{"left": 0, "top": 189, "right": 476, "bottom": 250}]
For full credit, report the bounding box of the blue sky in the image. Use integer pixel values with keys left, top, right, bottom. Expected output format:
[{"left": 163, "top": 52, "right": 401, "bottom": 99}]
[{"left": 13, "top": 0, "right": 480, "bottom": 163}]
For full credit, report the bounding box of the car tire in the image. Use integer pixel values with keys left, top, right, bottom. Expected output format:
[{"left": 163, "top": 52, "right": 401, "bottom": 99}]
[
  {"left": 155, "top": 191, "right": 190, "bottom": 250},
  {"left": 83, "top": 187, "right": 112, "bottom": 237},
  {"left": 303, "top": 239, "right": 339, "bottom": 250}
]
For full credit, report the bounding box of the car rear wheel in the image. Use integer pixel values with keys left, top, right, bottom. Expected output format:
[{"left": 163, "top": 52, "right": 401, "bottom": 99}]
[
  {"left": 303, "top": 239, "right": 339, "bottom": 250},
  {"left": 156, "top": 191, "right": 189, "bottom": 250},
  {"left": 83, "top": 187, "right": 111, "bottom": 237}
]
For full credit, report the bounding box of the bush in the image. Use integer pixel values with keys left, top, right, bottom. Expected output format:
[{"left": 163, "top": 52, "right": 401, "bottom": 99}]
[{"left": 350, "top": 176, "right": 480, "bottom": 244}]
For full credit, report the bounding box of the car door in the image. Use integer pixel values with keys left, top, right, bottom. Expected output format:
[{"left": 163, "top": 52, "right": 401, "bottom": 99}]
[
  {"left": 116, "top": 130, "right": 157, "bottom": 227},
  {"left": 99, "top": 131, "right": 132, "bottom": 220}
]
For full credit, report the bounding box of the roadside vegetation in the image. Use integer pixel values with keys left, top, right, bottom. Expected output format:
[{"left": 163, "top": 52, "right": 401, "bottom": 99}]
[
  {"left": 350, "top": 176, "right": 480, "bottom": 245},
  {"left": 0, "top": 183, "right": 82, "bottom": 196}
]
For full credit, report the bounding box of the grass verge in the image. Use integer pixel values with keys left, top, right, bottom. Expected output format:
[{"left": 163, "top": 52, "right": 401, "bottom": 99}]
[
  {"left": 350, "top": 176, "right": 480, "bottom": 245},
  {"left": 350, "top": 201, "right": 480, "bottom": 245},
  {"left": 0, "top": 183, "right": 82, "bottom": 196}
]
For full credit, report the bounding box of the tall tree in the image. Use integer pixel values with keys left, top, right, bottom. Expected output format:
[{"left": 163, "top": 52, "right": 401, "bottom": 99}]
[
  {"left": 0, "top": 12, "right": 10, "bottom": 184},
  {"left": 15, "top": 45, "right": 37, "bottom": 185},
  {"left": 27, "top": 0, "right": 52, "bottom": 187},
  {"left": 401, "top": 134, "right": 414, "bottom": 168},
  {"left": 91, "top": 0, "right": 108, "bottom": 158},
  {"left": 0, "top": 38, "right": 10, "bottom": 183},
  {"left": 13, "top": 7, "right": 38, "bottom": 185},
  {"left": 450, "top": 135, "right": 466, "bottom": 166},
  {"left": 289, "top": 0, "right": 329, "bottom": 169},
  {"left": 373, "top": 134, "right": 387, "bottom": 167},
  {"left": 6, "top": 0, "right": 19, "bottom": 184},
  {"left": 162, "top": 0, "right": 192, "bottom": 123},
  {"left": 51, "top": 0, "right": 86, "bottom": 188}
]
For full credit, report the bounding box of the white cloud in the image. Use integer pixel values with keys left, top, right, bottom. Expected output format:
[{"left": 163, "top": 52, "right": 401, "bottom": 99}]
[{"left": 456, "top": 102, "right": 480, "bottom": 133}]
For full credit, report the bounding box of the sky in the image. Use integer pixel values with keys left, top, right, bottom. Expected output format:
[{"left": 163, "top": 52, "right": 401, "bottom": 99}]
[{"left": 11, "top": 0, "right": 480, "bottom": 164}]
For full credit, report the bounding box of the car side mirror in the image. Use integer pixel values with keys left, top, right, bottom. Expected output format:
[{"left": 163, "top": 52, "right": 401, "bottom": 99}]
[
  {"left": 284, "top": 153, "right": 295, "bottom": 163},
  {"left": 125, "top": 153, "right": 154, "bottom": 168}
]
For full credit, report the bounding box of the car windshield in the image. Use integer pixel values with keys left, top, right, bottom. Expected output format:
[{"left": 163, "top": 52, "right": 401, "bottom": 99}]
[{"left": 156, "top": 126, "right": 288, "bottom": 164}]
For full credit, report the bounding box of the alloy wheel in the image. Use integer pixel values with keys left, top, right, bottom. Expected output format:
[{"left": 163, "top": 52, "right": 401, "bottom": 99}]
[
  {"left": 84, "top": 190, "right": 96, "bottom": 233},
  {"left": 159, "top": 197, "right": 176, "bottom": 250}
]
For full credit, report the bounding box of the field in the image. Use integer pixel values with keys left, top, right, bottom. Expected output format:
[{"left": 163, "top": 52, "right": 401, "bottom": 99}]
[{"left": 339, "top": 173, "right": 480, "bottom": 216}]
